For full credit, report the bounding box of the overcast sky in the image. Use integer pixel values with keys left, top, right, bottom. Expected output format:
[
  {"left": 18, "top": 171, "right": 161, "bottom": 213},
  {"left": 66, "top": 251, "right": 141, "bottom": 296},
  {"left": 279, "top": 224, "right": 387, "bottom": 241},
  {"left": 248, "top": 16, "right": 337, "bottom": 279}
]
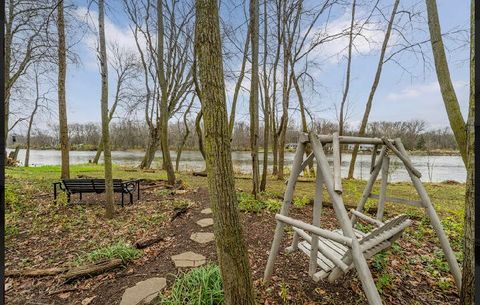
[{"left": 61, "top": 0, "right": 470, "bottom": 132}]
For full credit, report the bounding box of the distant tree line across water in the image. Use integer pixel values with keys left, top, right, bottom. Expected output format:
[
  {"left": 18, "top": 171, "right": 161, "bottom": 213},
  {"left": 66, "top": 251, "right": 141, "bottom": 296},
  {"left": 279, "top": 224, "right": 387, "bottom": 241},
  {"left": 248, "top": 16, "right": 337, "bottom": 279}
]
[{"left": 8, "top": 118, "right": 458, "bottom": 153}]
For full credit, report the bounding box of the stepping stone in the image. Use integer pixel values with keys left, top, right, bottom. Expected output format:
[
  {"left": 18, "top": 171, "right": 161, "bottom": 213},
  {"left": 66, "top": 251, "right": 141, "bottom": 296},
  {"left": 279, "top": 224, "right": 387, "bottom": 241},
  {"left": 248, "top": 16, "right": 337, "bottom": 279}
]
[
  {"left": 171, "top": 251, "right": 206, "bottom": 268},
  {"left": 120, "top": 277, "right": 166, "bottom": 305},
  {"left": 190, "top": 232, "right": 215, "bottom": 244},
  {"left": 196, "top": 218, "right": 213, "bottom": 228},
  {"left": 200, "top": 208, "right": 212, "bottom": 214}
]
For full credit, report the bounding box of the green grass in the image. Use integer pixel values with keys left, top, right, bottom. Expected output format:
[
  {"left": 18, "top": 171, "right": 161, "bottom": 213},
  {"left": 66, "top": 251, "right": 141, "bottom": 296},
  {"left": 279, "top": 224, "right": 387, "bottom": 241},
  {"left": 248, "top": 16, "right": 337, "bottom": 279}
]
[
  {"left": 74, "top": 241, "right": 141, "bottom": 266},
  {"left": 157, "top": 264, "right": 224, "bottom": 305},
  {"left": 237, "top": 192, "right": 282, "bottom": 213}
]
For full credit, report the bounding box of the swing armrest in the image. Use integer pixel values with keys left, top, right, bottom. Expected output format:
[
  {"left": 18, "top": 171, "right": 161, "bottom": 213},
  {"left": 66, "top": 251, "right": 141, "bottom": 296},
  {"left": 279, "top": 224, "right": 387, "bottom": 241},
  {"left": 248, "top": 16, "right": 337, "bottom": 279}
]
[
  {"left": 275, "top": 214, "right": 353, "bottom": 246},
  {"left": 350, "top": 210, "right": 384, "bottom": 227}
]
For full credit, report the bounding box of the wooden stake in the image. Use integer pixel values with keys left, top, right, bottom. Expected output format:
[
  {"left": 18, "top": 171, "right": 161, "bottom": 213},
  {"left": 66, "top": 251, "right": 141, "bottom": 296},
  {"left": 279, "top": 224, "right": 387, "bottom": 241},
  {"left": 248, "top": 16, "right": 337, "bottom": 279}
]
[
  {"left": 309, "top": 164, "right": 323, "bottom": 275},
  {"left": 382, "top": 137, "right": 421, "bottom": 178},
  {"left": 394, "top": 138, "right": 462, "bottom": 290},
  {"left": 332, "top": 132, "right": 342, "bottom": 194},
  {"left": 309, "top": 132, "right": 383, "bottom": 305},
  {"left": 264, "top": 140, "right": 306, "bottom": 282},
  {"left": 376, "top": 155, "right": 389, "bottom": 221},
  {"left": 370, "top": 144, "right": 378, "bottom": 173}
]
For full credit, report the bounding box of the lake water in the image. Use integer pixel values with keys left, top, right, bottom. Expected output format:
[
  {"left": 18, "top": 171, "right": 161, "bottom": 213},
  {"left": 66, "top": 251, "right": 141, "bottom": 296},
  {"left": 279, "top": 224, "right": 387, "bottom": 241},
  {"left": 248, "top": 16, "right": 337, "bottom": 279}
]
[{"left": 8, "top": 148, "right": 466, "bottom": 183}]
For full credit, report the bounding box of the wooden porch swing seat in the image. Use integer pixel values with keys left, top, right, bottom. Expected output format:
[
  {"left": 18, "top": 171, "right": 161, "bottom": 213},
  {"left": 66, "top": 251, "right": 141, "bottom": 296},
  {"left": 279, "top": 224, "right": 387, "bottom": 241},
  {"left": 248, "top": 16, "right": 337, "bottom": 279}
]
[{"left": 263, "top": 132, "right": 462, "bottom": 305}]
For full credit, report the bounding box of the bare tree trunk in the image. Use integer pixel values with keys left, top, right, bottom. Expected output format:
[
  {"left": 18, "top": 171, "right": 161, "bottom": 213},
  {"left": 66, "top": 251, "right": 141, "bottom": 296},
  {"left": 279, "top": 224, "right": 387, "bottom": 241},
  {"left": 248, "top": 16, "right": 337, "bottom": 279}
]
[
  {"left": 347, "top": 0, "right": 399, "bottom": 179},
  {"left": 249, "top": 0, "right": 260, "bottom": 196},
  {"left": 195, "top": 1, "right": 255, "bottom": 303},
  {"left": 176, "top": 99, "right": 194, "bottom": 172},
  {"left": 98, "top": 0, "right": 114, "bottom": 218},
  {"left": 338, "top": 0, "right": 356, "bottom": 137},
  {"left": 460, "top": 1, "right": 474, "bottom": 303},
  {"left": 195, "top": 109, "right": 206, "bottom": 161},
  {"left": 229, "top": 28, "right": 250, "bottom": 138},
  {"left": 57, "top": 0, "right": 70, "bottom": 179},
  {"left": 260, "top": 0, "right": 270, "bottom": 192},
  {"left": 157, "top": 0, "right": 175, "bottom": 185},
  {"left": 140, "top": 128, "right": 159, "bottom": 169},
  {"left": 25, "top": 72, "right": 40, "bottom": 167}
]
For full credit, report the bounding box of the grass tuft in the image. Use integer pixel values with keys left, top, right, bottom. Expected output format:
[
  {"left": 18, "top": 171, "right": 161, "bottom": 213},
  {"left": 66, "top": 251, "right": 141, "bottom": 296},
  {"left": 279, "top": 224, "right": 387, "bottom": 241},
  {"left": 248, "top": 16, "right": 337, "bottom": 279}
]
[
  {"left": 75, "top": 241, "right": 141, "bottom": 266},
  {"left": 157, "top": 264, "right": 224, "bottom": 305}
]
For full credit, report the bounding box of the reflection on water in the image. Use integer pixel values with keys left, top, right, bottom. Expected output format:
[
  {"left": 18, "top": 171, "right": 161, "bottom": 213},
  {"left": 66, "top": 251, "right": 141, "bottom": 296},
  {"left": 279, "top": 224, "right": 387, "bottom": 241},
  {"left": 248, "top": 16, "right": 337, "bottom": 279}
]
[{"left": 7, "top": 148, "right": 466, "bottom": 183}]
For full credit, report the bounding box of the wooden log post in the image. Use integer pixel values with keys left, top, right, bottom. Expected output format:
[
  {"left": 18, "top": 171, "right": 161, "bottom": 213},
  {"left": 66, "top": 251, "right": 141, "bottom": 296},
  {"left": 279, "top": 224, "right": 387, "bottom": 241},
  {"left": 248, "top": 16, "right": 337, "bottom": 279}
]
[
  {"left": 376, "top": 155, "right": 389, "bottom": 221},
  {"left": 309, "top": 164, "right": 323, "bottom": 276},
  {"left": 394, "top": 138, "right": 462, "bottom": 290},
  {"left": 309, "top": 132, "right": 383, "bottom": 305},
  {"left": 332, "top": 132, "right": 342, "bottom": 193},
  {"left": 263, "top": 140, "right": 306, "bottom": 282},
  {"left": 382, "top": 137, "right": 421, "bottom": 178},
  {"left": 370, "top": 144, "right": 378, "bottom": 174},
  {"left": 351, "top": 146, "right": 387, "bottom": 225}
]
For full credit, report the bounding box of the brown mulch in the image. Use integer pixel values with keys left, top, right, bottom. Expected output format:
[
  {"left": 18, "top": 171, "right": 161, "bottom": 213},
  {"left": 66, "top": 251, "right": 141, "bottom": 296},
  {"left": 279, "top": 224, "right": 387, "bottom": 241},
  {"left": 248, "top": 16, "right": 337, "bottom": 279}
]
[{"left": 5, "top": 183, "right": 459, "bottom": 305}]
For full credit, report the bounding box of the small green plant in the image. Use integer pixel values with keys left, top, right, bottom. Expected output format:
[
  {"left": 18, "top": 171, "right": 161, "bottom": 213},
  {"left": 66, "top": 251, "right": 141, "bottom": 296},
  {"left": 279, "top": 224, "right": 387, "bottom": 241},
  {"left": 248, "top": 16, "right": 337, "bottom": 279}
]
[
  {"left": 157, "top": 264, "right": 223, "bottom": 305},
  {"left": 293, "top": 196, "right": 310, "bottom": 208},
  {"left": 5, "top": 224, "right": 18, "bottom": 237},
  {"left": 75, "top": 241, "right": 141, "bottom": 265},
  {"left": 5, "top": 186, "right": 19, "bottom": 207},
  {"left": 372, "top": 251, "right": 388, "bottom": 271},
  {"left": 436, "top": 278, "right": 452, "bottom": 290},
  {"left": 375, "top": 273, "right": 391, "bottom": 292},
  {"left": 279, "top": 281, "right": 289, "bottom": 304}
]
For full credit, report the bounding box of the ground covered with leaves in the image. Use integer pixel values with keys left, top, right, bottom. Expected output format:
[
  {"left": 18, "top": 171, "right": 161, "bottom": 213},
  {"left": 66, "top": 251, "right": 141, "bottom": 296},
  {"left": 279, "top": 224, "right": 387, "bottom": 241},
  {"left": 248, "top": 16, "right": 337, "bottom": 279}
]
[{"left": 5, "top": 164, "right": 464, "bottom": 304}]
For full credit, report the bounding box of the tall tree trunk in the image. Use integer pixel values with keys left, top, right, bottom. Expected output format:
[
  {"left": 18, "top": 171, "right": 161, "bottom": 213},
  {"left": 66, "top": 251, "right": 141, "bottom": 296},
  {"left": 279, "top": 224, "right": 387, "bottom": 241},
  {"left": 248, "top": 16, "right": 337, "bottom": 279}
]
[
  {"left": 460, "top": 1, "right": 474, "bottom": 303},
  {"left": 249, "top": 0, "right": 260, "bottom": 196},
  {"left": 157, "top": 0, "right": 175, "bottom": 185},
  {"left": 98, "top": 0, "right": 114, "bottom": 218},
  {"left": 339, "top": 0, "right": 356, "bottom": 137},
  {"left": 140, "top": 128, "right": 159, "bottom": 169},
  {"left": 260, "top": 0, "right": 270, "bottom": 192},
  {"left": 195, "top": 1, "right": 255, "bottom": 304},
  {"left": 229, "top": 28, "right": 250, "bottom": 138},
  {"left": 195, "top": 109, "right": 206, "bottom": 161},
  {"left": 57, "top": 0, "right": 70, "bottom": 179},
  {"left": 25, "top": 72, "right": 40, "bottom": 167},
  {"left": 347, "top": 0, "right": 399, "bottom": 179},
  {"left": 176, "top": 99, "right": 194, "bottom": 172}
]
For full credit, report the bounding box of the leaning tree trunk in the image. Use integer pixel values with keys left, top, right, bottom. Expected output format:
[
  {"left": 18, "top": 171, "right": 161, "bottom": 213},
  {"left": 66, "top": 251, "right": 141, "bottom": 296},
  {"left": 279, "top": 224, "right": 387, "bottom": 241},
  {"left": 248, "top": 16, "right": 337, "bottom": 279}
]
[
  {"left": 57, "top": 0, "right": 70, "bottom": 179},
  {"left": 347, "top": 0, "right": 399, "bottom": 179},
  {"left": 140, "top": 128, "right": 160, "bottom": 169},
  {"left": 338, "top": 0, "right": 356, "bottom": 138},
  {"left": 249, "top": 0, "right": 260, "bottom": 196},
  {"left": 25, "top": 73, "right": 40, "bottom": 167},
  {"left": 195, "top": 1, "right": 256, "bottom": 304},
  {"left": 176, "top": 99, "right": 193, "bottom": 172},
  {"left": 98, "top": 0, "right": 114, "bottom": 218}
]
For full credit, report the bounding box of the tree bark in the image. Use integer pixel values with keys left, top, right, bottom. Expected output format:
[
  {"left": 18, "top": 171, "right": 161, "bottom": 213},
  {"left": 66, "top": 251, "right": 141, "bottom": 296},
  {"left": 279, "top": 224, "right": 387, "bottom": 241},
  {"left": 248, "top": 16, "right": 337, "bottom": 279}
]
[
  {"left": 249, "top": 0, "right": 260, "bottom": 196},
  {"left": 424, "top": 0, "right": 467, "bottom": 164},
  {"left": 460, "top": 1, "right": 474, "bottom": 303},
  {"left": 339, "top": 0, "right": 356, "bottom": 137},
  {"left": 260, "top": 0, "right": 270, "bottom": 192},
  {"left": 25, "top": 72, "right": 40, "bottom": 167},
  {"left": 176, "top": 99, "right": 194, "bottom": 172},
  {"left": 195, "top": 109, "right": 206, "bottom": 161},
  {"left": 157, "top": 0, "right": 175, "bottom": 185},
  {"left": 57, "top": 0, "right": 70, "bottom": 179},
  {"left": 195, "top": 1, "right": 255, "bottom": 303},
  {"left": 98, "top": 0, "right": 114, "bottom": 218},
  {"left": 347, "top": 0, "right": 399, "bottom": 179},
  {"left": 140, "top": 128, "right": 160, "bottom": 169}
]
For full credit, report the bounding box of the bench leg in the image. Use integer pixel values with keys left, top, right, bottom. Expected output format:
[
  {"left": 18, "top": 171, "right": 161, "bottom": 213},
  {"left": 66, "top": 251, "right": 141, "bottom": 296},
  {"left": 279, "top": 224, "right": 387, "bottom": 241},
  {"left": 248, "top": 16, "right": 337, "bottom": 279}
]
[
  {"left": 137, "top": 181, "right": 140, "bottom": 200},
  {"left": 121, "top": 193, "right": 124, "bottom": 208},
  {"left": 79, "top": 193, "right": 83, "bottom": 201},
  {"left": 54, "top": 184, "right": 57, "bottom": 203},
  {"left": 67, "top": 193, "right": 71, "bottom": 204},
  {"left": 129, "top": 193, "right": 133, "bottom": 205}
]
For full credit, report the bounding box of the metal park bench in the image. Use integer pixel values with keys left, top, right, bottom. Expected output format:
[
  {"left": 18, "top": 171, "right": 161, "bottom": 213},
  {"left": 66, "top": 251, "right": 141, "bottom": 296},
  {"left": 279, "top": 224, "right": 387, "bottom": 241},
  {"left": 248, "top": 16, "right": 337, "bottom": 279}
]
[{"left": 53, "top": 179, "right": 140, "bottom": 207}]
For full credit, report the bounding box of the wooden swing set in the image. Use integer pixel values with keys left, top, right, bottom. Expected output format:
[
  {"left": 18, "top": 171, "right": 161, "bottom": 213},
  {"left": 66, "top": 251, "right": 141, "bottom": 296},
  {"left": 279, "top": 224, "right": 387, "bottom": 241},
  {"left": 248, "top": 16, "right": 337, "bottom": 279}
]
[{"left": 263, "top": 132, "right": 462, "bottom": 305}]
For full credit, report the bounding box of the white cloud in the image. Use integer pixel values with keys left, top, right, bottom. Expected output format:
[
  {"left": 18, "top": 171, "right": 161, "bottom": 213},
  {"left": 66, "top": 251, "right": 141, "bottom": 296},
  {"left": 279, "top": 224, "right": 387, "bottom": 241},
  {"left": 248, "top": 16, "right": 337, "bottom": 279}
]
[{"left": 386, "top": 80, "right": 468, "bottom": 101}]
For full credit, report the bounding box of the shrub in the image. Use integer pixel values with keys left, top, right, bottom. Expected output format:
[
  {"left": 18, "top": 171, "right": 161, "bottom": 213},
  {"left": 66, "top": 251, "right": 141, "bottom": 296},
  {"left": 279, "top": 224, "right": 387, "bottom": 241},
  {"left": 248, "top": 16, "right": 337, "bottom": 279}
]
[
  {"left": 158, "top": 264, "right": 223, "bottom": 305},
  {"left": 75, "top": 241, "right": 141, "bottom": 265}
]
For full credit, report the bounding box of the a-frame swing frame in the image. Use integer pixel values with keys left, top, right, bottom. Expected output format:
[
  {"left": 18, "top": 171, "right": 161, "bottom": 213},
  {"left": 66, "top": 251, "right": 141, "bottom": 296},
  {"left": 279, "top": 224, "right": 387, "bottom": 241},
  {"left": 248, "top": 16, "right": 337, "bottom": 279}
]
[{"left": 263, "top": 132, "right": 462, "bottom": 305}]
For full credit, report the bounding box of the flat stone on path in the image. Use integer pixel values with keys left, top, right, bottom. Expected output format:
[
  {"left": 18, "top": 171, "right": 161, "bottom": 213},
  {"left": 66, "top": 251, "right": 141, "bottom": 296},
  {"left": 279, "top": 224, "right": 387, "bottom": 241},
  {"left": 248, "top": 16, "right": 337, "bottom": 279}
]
[
  {"left": 171, "top": 251, "right": 206, "bottom": 268},
  {"left": 120, "top": 277, "right": 166, "bottom": 305},
  {"left": 190, "top": 232, "right": 215, "bottom": 244},
  {"left": 196, "top": 218, "right": 214, "bottom": 227},
  {"left": 200, "top": 208, "right": 212, "bottom": 214}
]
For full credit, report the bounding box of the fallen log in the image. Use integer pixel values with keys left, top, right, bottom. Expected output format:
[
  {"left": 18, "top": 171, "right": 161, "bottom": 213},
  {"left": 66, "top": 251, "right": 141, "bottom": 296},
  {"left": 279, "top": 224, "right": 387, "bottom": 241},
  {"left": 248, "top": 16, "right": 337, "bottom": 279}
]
[
  {"left": 63, "top": 259, "right": 123, "bottom": 283},
  {"left": 134, "top": 235, "right": 165, "bottom": 249},
  {"left": 192, "top": 171, "right": 207, "bottom": 177},
  {"left": 6, "top": 267, "right": 68, "bottom": 277}
]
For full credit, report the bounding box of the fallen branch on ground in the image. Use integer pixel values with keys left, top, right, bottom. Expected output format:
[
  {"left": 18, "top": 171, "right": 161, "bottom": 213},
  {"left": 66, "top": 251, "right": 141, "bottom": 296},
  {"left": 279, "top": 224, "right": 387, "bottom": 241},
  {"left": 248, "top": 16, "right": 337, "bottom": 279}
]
[
  {"left": 63, "top": 259, "right": 123, "bottom": 283},
  {"left": 134, "top": 235, "right": 165, "bottom": 249},
  {"left": 6, "top": 267, "right": 68, "bottom": 277}
]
